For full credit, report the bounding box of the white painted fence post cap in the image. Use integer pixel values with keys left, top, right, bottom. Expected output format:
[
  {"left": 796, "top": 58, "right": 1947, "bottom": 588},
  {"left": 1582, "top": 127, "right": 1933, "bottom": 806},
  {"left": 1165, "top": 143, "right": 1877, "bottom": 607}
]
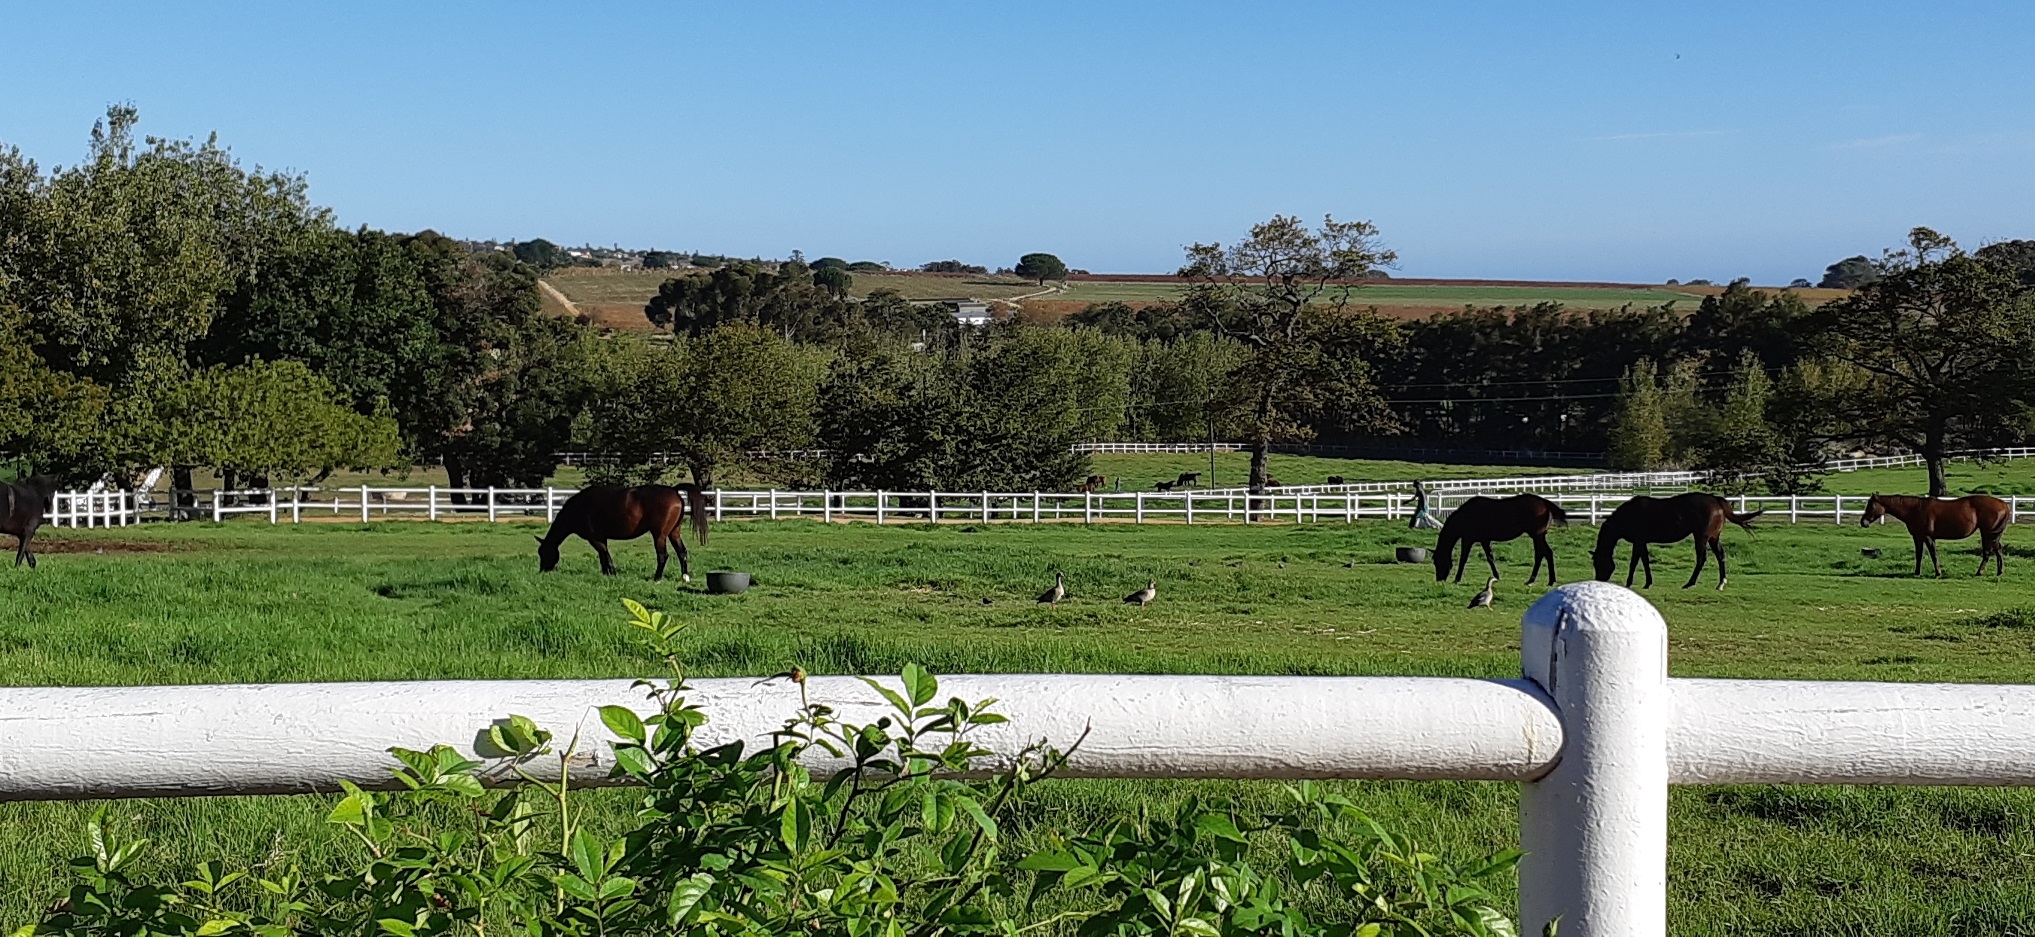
[{"left": 1521, "top": 581, "right": 1666, "bottom": 687}]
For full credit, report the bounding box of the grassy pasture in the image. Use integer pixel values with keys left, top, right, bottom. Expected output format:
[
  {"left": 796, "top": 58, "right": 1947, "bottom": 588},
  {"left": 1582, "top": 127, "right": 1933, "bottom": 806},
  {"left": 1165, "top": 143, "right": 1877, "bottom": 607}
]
[{"left": 6, "top": 519, "right": 2035, "bottom": 931}]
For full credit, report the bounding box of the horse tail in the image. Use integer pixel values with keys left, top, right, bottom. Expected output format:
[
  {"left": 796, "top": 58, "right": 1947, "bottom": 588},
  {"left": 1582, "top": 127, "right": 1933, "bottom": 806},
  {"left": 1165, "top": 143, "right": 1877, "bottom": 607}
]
[
  {"left": 678, "top": 484, "right": 709, "bottom": 545},
  {"left": 1726, "top": 509, "right": 1764, "bottom": 533},
  {"left": 1543, "top": 498, "right": 1570, "bottom": 528}
]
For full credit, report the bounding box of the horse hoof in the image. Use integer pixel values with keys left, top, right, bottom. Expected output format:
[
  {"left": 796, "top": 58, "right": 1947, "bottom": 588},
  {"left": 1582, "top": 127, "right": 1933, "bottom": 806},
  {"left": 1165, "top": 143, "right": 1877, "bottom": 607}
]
[{"left": 681, "top": 574, "right": 692, "bottom": 583}]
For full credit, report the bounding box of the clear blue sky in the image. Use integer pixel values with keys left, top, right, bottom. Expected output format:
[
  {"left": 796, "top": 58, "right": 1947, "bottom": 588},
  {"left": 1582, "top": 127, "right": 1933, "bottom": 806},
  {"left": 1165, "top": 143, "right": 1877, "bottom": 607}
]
[{"left": 3, "top": 1, "right": 2031, "bottom": 284}]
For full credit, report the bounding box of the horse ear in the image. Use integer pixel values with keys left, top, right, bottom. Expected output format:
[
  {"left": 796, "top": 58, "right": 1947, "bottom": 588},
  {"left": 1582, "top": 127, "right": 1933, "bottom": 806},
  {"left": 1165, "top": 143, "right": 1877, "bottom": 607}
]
[{"left": 533, "top": 536, "right": 543, "bottom": 545}]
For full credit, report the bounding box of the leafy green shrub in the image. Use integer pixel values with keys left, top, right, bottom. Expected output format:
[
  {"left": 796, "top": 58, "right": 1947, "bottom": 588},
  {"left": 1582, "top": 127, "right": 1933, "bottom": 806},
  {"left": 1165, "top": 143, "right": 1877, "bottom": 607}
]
[{"left": 18, "top": 600, "right": 1531, "bottom": 937}]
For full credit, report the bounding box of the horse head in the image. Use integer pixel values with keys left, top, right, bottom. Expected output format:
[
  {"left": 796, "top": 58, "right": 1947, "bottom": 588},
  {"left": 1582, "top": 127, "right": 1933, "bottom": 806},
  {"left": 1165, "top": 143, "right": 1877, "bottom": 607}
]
[
  {"left": 1859, "top": 494, "right": 1884, "bottom": 528},
  {"left": 535, "top": 535, "right": 561, "bottom": 572}
]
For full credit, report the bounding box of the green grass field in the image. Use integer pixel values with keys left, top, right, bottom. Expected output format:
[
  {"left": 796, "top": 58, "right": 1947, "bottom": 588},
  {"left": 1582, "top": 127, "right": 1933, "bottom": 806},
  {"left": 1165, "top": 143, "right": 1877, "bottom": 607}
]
[
  {"left": 6, "top": 518, "right": 2035, "bottom": 932},
  {"left": 1087, "top": 452, "right": 1591, "bottom": 490}
]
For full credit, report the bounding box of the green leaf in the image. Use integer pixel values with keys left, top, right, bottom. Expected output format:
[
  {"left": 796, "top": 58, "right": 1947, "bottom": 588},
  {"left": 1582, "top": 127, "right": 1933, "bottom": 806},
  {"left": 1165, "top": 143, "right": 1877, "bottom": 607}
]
[
  {"left": 958, "top": 796, "right": 998, "bottom": 842},
  {"left": 1176, "top": 918, "right": 1222, "bottom": 937},
  {"left": 599, "top": 705, "right": 646, "bottom": 743},
  {"left": 598, "top": 876, "right": 638, "bottom": 901},
  {"left": 557, "top": 874, "right": 598, "bottom": 901},
  {"left": 571, "top": 830, "right": 605, "bottom": 881},
  {"left": 1195, "top": 813, "right": 1248, "bottom": 843},
  {"left": 327, "top": 790, "right": 370, "bottom": 828},
  {"left": 376, "top": 920, "right": 417, "bottom": 937},
  {"left": 1059, "top": 866, "right": 1105, "bottom": 889},
  {"left": 614, "top": 745, "right": 655, "bottom": 778},
  {"left": 1017, "top": 851, "right": 1083, "bottom": 872},
  {"left": 1471, "top": 905, "right": 1520, "bottom": 937},
  {"left": 902, "top": 664, "right": 937, "bottom": 708},
  {"left": 1353, "top": 925, "right": 1382, "bottom": 937},
  {"left": 858, "top": 676, "right": 912, "bottom": 715},
  {"left": 781, "top": 797, "right": 812, "bottom": 852},
  {"left": 667, "top": 873, "right": 715, "bottom": 925},
  {"left": 196, "top": 921, "right": 237, "bottom": 936}
]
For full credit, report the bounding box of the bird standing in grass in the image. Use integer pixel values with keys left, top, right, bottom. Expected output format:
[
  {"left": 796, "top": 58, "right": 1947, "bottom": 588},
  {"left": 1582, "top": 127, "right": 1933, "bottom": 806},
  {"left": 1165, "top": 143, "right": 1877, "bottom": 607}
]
[
  {"left": 1125, "top": 579, "right": 1156, "bottom": 607},
  {"left": 1468, "top": 576, "right": 1497, "bottom": 609},
  {"left": 1038, "top": 571, "right": 1066, "bottom": 608}
]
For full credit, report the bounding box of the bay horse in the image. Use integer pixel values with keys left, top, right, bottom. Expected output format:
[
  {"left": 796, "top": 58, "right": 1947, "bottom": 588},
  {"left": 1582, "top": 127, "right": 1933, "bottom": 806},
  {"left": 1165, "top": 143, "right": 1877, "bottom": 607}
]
[
  {"left": 536, "top": 484, "right": 708, "bottom": 582},
  {"left": 1434, "top": 493, "right": 1569, "bottom": 585},
  {"left": 1, "top": 476, "right": 57, "bottom": 569},
  {"left": 1860, "top": 494, "right": 2009, "bottom": 577},
  {"left": 1593, "top": 493, "right": 1762, "bottom": 590}
]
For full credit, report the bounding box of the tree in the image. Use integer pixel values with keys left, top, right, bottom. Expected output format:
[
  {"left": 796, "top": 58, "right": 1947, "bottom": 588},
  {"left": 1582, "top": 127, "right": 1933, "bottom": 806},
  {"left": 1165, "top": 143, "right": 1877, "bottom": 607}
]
[
  {"left": 585, "top": 326, "right": 828, "bottom": 489},
  {"left": 147, "top": 360, "right": 402, "bottom": 485},
  {"left": 812, "top": 265, "right": 853, "bottom": 300},
  {"left": 1690, "top": 352, "right": 1794, "bottom": 492},
  {"left": 920, "top": 260, "right": 987, "bottom": 275},
  {"left": 1607, "top": 360, "right": 1668, "bottom": 470},
  {"left": 1818, "top": 255, "right": 1881, "bottom": 289},
  {"left": 1014, "top": 252, "right": 1068, "bottom": 285},
  {"left": 1805, "top": 227, "right": 2035, "bottom": 495},
  {"left": 512, "top": 238, "right": 574, "bottom": 270},
  {"left": 1976, "top": 239, "right": 2035, "bottom": 287},
  {"left": 1178, "top": 214, "right": 1399, "bottom": 493},
  {"left": 642, "top": 250, "right": 682, "bottom": 269}
]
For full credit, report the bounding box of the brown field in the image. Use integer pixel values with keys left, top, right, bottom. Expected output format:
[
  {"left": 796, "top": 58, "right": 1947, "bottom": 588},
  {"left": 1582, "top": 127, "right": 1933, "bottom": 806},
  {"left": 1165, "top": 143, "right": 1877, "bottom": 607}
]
[{"left": 542, "top": 268, "right": 1851, "bottom": 331}]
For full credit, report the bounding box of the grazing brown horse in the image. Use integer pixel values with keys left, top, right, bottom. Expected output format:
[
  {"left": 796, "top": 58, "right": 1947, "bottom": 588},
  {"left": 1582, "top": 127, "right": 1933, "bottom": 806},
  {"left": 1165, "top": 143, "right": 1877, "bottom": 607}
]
[
  {"left": 1860, "top": 493, "right": 2009, "bottom": 577},
  {"left": 1434, "top": 493, "right": 1569, "bottom": 584},
  {"left": 1593, "top": 493, "right": 1762, "bottom": 590},
  {"left": 537, "top": 484, "right": 708, "bottom": 582},
  {"left": 1, "top": 476, "right": 57, "bottom": 569}
]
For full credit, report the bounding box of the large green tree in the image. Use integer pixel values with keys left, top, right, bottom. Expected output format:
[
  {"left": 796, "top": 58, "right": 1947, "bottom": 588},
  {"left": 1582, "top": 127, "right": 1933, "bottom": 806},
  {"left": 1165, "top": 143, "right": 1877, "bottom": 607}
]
[
  {"left": 1178, "top": 214, "right": 1399, "bottom": 493},
  {"left": 1805, "top": 227, "right": 2035, "bottom": 495},
  {"left": 1014, "top": 252, "right": 1067, "bottom": 285}
]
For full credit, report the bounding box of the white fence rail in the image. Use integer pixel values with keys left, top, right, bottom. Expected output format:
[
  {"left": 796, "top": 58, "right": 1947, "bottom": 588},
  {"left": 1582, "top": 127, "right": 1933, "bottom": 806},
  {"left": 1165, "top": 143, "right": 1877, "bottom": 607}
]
[
  {"left": 8, "top": 584, "right": 2035, "bottom": 936},
  {"left": 87, "top": 485, "right": 2035, "bottom": 529}
]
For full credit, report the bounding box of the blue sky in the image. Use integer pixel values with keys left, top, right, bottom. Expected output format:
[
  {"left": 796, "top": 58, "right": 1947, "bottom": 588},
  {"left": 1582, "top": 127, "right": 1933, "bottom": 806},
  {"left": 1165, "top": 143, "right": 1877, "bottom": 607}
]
[{"left": 3, "top": 1, "right": 2031, "bottom": 283}]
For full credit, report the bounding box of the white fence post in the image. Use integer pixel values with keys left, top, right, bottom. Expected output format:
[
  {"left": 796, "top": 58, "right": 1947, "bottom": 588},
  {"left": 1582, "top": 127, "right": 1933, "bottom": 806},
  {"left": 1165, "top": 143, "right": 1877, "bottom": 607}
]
[
  {"left": 212, "top": 492, "right": 222, "bottom": 524},
  {"left": 487, "top": 487, "right": 498, "bottom": 523},
  {"left": 547, "top": 487, "right": 558, "bottom": 522},
  {"left": 428, "top": 486, "right": 439, "bottom": 521},
  {"left": 1519, "top": 582, "right": 1669, "bottom": 937},
  {"left": 876, "top": 491, "right": 886, "bottom": 525},
  {"left": 268, "top": 491, "right": 278, "bottom": 525},
  {"left": 360, "top": 485, "right": 370, "bottom": 524}
]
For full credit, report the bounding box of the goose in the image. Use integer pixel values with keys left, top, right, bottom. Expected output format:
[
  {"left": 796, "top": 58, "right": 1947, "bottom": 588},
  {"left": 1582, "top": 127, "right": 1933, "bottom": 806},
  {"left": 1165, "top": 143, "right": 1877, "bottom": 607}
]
[
  {"left": 1124, "top": 579, "right": 1156, "bottom": 607},
  {"left": 1037, "top": 571, "right": 1066, "bottom": 608},
  {"left": 1468, "top": 576, "right": 1497, "bottom": 610}
]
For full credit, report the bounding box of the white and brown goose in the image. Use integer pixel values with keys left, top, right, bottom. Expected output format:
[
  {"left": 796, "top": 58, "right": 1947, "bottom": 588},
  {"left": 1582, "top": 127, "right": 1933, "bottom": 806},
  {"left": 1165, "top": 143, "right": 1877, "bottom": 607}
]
[
  {"left": 1037, "top": 571, "right": 1067, "bottom": 608},
  {"left": 1124, "top": 579, "right": 1156, "bottom": 608}
]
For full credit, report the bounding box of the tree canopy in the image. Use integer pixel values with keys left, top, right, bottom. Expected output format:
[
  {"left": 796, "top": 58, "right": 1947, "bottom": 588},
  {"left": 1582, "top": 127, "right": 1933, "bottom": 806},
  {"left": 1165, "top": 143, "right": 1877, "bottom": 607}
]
[{"left": 1014, "top": 252, "right": 1068, "bottom": 285}]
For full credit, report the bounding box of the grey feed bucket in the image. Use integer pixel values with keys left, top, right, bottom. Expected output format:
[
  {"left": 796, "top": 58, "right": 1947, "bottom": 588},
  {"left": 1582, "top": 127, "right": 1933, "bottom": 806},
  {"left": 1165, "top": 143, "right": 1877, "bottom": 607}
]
[
  {"left": 706, "top": 571, "right": 752, "bottom": 594},
  {"left": 1396, "top": 547, "right": 1428, "bottom": 563}
]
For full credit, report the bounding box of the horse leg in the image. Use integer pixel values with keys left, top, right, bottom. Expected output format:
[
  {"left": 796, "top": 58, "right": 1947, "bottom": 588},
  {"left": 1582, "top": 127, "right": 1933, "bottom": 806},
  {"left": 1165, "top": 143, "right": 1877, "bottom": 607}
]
[
  {"left": 1481, "top": 542, "right": 1501, "bottom": 581},
  {"left": 1526, "top": 534, "right": 1547, "bottom": 585},
  {"left": 1913, "top": 537, "right": 1926, "bottom": 576},
  {"left": 1713, "top": 538, "right": 1728, "bottom": 591},
  {"left": 1685, "top": 538, "right": 1707, "bottom": 589},
  {"left": 1640, "top": 545, "right": 1656, "bottom": 589},
  {"left": 592, "top": 540, "right": 616, "bottom": 576},
  {"left": 1454, "top": 541, "right": 1471, "bottom": 584},
  {"left": 673, "top": 533, "right": 692, "bottom": 583},
  {"left": 651, "top": 532, "right": 669, "bottom": 582},
  {"left": 1928, "top": 539, "right": 1943, "bottom": 578},
  {"left": 1625, "top": 546, "right": 1641, "bottom": 588},
  {"left": 1541, "top": 533, "right": 1557, "bottom": 584}
]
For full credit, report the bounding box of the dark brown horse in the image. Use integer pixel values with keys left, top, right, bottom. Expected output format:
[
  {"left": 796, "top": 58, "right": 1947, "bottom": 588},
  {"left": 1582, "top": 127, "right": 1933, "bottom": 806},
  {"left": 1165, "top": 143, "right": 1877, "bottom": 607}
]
[
  {"left": 537, "top": 484, "right": 708, "bottom": 582},
  {"left": 1593, "top": 493, "right": 1762, "bottom": 590},
  {"left": 1, "top": 477, "right": 56, "bottom": 569},
  {"left": 1860, "top": 493, "right": 2009, "bottom": 577},
  {"left": 1434, "top": 493, "right": 1569, "bottom": 584}
]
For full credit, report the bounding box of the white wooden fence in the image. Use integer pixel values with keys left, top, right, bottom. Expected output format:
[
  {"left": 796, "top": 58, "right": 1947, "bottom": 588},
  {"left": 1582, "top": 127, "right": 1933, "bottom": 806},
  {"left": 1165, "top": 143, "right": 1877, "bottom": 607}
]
[
  {"left": 96, "top": 485, "right": 2035, "bottom": 529},
  {"left": 7, "top": 583, "right": 2035, "bottom": 936}
]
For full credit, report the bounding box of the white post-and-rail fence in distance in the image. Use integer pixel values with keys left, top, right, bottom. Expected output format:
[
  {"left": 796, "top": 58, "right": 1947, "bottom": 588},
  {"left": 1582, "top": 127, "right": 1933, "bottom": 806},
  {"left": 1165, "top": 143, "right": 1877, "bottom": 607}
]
[
  {"left": 38, "top": 445, "right": 2035, "bottom": 528},
  {"left": 46, "top": 485, "right": 2035, "bottom": 529},
  {"left": 9, "top": 583, "right": 2035, "bottom": 936}
]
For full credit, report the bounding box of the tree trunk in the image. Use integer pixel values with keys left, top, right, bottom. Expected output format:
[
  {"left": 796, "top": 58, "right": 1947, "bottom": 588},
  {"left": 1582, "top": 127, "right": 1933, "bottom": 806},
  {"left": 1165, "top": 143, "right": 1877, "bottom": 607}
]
[
  {"left": 690, "top": 462, "right": 715, "bottom": 491},
  {"left": 445, "top": 457, "right": 467, "bottom": 506},
  {"left": 1924, "top": 419, "right": 1948, "bottom": 497},
  {"left": 173, "top": 467, "right": 194, "bottom": 521},
  {"left": 1926, "top": 453, "right": 1948, "bottom": 498}
]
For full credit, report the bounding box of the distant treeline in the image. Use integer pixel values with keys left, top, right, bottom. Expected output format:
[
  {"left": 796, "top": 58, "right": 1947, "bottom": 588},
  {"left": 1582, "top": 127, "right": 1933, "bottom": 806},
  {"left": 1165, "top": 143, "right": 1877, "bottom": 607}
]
[{"left": 5, "top": 110, "right": 2034, "bottom": 497}]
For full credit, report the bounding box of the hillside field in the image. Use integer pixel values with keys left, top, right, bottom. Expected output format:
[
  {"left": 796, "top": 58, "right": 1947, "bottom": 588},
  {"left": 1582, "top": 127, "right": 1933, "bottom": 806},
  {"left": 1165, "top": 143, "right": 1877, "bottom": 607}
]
[
  {"left": 5, "top": 519, "right": 2035, "bottom": 933},
  {"left": 543, "top": 268, "right": 1849, "bottom": 331}
]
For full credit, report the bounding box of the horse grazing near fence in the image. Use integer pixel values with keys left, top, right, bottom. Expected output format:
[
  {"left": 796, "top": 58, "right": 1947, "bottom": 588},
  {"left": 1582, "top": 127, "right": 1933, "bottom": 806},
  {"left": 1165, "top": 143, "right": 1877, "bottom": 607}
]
[
  {"left": 1, "top": 476, "right": 57, "bottom": 569},
  {"left": 1434, "top": 493, "right": 1569, "bottom": 585},
  {"left": 1593, "top": 493, "right": 1762, "bottom": 590},
  {"left": 1861, "top": 493, "right": 2010, "bottom": 577},
  {"left": 536, "top": 484, "right": 708, "bottom": 582}
]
